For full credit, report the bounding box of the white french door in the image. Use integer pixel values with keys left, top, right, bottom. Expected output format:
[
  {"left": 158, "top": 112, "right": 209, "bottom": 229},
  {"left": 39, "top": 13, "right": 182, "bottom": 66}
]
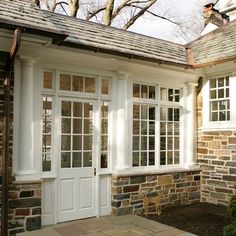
[{"left": 58, "top": 98, "right": 96, "bottom": 222}]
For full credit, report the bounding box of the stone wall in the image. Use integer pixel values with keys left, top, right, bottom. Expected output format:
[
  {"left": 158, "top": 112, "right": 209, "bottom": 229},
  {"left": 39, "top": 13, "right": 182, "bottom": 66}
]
[
  {"left": 111, "top": 170, "right": 201, "bottom": 216},
  {"left": 198, "top": 131, "right": 236, "bottom": 205},
  {"left": 8, "top": 182, "right": 42, "bottom": 235}
]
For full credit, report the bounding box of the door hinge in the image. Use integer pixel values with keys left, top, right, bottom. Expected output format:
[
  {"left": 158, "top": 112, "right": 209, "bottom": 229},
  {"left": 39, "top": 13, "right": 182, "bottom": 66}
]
[{"left": 94, "top": 168, "right": 96, "bottom": 176}]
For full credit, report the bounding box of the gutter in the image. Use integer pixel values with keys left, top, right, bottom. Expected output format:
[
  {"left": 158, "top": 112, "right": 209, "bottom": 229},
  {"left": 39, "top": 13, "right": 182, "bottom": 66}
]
[
  {"left": 61, "top": 41, "right": 193, "bottom": 70},
  {"left": 2, "top": 28, "right": 21, "bottom": 236}
]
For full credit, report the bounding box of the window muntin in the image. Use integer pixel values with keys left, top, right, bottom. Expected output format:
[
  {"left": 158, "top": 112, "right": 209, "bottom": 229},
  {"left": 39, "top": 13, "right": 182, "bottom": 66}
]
[
  {"left": 133, "top": 83, "right": 155, "bottom": 99},
  {"left": 101, "top": 78, "right": 109, "bottom": 96},
  {"left": 59, "top": 73, "right": 96, "bottom": 94},
  {"left": 42, "top": 96, "right": 53, "bottom": 172},
  {"left": 43, "top": 71, "right": 53, "bottom": 90},
  {"left": 160, "top": 107, "right": 180, "bottom": 165},
  {"left": 160, "top": 88, "right": 180, "bottom": 102},
  {"left": 132, "top": 104, "right": 155, "bottom": 167},
  {"left": 100, "top": 102, "right": 109, "bottom": 168},
  {"left": 61, "top": 101, "right": 93, "bottom": 168},
  {"left": 132, "top": 83, "right": 181, "bottom": 168},
  {"left": 41, "top": 70, "right": 112, "bottom": 176},
  {"left": 209, "top": 76, "right": 230, "bottom": 122}
]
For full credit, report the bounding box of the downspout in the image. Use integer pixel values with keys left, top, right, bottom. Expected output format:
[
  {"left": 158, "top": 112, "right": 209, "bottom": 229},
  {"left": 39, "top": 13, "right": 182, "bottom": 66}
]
[{"left": 2, "top": 28, "right": 21, "bottom": 236}]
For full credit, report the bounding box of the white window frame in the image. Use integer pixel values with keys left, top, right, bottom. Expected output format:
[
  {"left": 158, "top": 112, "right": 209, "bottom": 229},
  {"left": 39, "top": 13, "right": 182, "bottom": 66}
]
[
  {"left": 40, "top": 69, "right": 113, "bottom": 178},
  {"left": 202, "top": 74, "right": 236, "bottom": 130},
  {"left": 130, "top": 82, "right": 183, "bottom": 170}
]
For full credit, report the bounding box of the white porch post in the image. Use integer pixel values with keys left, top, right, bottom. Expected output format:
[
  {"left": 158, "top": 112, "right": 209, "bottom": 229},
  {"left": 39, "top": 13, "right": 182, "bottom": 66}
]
[
  {"left": 15, "top": 57, "right": 36, "bottom": 180},
  {"left": 115, "top": 72, "right": 129, "bottom": 170},
  {"left": 185, "top": 82, "right": 198, "bottom": 168}
]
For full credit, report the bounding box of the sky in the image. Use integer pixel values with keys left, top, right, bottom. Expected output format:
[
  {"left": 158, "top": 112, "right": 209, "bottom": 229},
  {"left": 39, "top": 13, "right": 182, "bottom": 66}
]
[{"left": 128, "top": 0, "right": 213, "bottom": 43}]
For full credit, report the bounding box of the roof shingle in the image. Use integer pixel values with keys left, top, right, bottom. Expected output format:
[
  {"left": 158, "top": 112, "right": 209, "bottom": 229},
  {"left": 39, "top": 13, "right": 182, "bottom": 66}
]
[
  {"left": 0, "top": 0, "right": 189, "bottom": 67},
  {"left": 188, "top": 20, "right": 236, "bottom": 66}
]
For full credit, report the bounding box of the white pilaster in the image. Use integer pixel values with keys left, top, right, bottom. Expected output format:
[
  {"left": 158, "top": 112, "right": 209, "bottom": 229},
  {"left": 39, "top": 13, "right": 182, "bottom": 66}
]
[
  {"left": 185, "top": 82, "right": 198, "bottom": 168},
  {"left": 15, "top": 56, "right": 36, "bottom": 180},
  {"left": 115, "top": 72, "right": 129, "bottom": 170}
]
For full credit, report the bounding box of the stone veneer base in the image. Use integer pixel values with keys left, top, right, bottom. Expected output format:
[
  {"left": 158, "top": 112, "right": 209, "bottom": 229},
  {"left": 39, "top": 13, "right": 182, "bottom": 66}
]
[
  {"left": 8, "top": 181, "right": 42, "bottom": 235},
  {"left": 111, "top": 169, "right": 201, "bottom": 216},
  {"left": 198, "top": 130, "right": 236, "bottom": 205}
]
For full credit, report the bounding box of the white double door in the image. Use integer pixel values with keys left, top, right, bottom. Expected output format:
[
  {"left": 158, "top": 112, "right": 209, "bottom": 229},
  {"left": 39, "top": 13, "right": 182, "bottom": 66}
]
[{"left": 58, "top": 98, "right": 97, "bottom": 222}]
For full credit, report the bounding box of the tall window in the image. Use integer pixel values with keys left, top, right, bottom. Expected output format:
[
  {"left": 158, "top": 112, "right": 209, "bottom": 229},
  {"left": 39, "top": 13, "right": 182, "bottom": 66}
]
[
  {"left": 42, "top": 71, "right": 54, "bottom": 172},
  {"left": 160, "top": 107, "right": 180, "bottom": 165},
  {"left": 100, "top": 102, "right": 109, "bottom": 168},
  {"left": 209, "top": 76, "right": 230, "bottom": 122},
  {"left": 42, "top": 96, "right": 53, "bottom": 171},
  {"left": 132, "top": 83, "right": 181, "bottom": 168},
  {"left": 132, "top": 104, "right": 155, "bottom": 167},
  {"left": 41, "top": 71, "right": 112, "bottom": 174}
]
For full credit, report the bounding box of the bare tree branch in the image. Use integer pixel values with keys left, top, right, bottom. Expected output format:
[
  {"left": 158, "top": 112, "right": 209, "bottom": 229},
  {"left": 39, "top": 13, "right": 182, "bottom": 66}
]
[
  {"left": 123, "top": 0, "right": 157, "bottom": 30},
  {"left": 112, "top": 0, "right": 131, "bottom": 20},
  {"left": 130, "top": 4, "right": 179, "bottom": 25},
  {"left": 86, "top": 7, "right": 106, "bottom": 20},
  {"left": 59, "top": 2, "right": 69, "bottom": 15}
]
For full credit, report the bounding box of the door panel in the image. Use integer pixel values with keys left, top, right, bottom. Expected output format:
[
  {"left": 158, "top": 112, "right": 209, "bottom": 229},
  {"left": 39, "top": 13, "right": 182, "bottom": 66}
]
[
  {"left": 80, "top": 177, "right": 93, "bottom": 209},
  {"left": 58, "top": 99, "right": 96, "bottom": 222},
  {"left": 61, "top": 179, "right": 75, "bottom": 212}
]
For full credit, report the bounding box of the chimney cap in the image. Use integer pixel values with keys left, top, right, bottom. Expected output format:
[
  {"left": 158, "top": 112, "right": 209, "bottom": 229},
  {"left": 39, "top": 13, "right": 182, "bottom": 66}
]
[{"left": 204, "top": 3, "right": 215, "bottom": 8}]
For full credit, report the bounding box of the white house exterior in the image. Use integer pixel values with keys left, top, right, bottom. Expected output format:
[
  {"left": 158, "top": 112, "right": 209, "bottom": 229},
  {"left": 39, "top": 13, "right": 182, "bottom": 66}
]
[{"left": 0, "top": 0, "right": 236, "bottom": 234}]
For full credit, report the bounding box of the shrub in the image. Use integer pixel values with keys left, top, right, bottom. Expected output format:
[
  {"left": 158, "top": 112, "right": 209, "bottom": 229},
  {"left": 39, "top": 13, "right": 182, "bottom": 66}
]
[
  {"left": 229, "top": 195, "right": 236, "bottom": 220},
  {"left": 223, "top": 222, "right": 236, "bottom": 236}
]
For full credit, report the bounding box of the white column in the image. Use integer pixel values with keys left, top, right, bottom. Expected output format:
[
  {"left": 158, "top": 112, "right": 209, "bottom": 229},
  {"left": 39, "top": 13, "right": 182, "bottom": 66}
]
[
  {"left": 185, "top": 82, "right": 198, "bottom": 168},
  {"left": 15, "top": 57, "right": 36, "bottom": 180},
  {"left": 115, "top": 72, "right": 129, "bottom": 170}
]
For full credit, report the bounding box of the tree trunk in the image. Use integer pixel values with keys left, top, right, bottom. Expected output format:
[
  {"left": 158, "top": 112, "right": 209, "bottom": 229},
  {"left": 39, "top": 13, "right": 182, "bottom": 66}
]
[
  {"left": 103, "top": 0, "right": 114, "bottom": 26},
  {"left": 69, "top": 0, "right": 79, "bottom": 17}
]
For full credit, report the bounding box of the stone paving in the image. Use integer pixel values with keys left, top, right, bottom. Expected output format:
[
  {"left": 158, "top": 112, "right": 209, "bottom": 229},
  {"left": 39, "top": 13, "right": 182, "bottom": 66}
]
[{"left": 20, "top": 215, "right": 196, "bottom": 236}]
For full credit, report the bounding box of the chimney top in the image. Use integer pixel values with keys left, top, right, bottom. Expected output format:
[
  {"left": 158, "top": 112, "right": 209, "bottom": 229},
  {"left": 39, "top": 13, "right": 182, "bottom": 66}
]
[{"left": 203, "top": 3, "right": 229, "bottom": 27}]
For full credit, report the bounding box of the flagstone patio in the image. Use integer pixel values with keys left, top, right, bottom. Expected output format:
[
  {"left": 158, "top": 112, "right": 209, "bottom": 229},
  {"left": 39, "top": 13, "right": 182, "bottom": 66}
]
[{"left": 20, "top": 215, "right": 196, "bottom": 236}]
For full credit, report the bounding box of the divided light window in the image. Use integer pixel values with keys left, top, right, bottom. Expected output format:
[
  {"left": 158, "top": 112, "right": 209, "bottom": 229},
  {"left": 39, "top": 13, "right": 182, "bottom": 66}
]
[
  {"left": 41, "top": 71, "right": 111, "bottom": 174},
  {"left": 42, "top": 96, "right": 53, "bottom": 172},
  {"left": 60, "top": 74, "right": 96, "bottom": 93},
  {"left": 132, "top": 83, "right": 181, "bottom": 168},
  {"left": 42, "top": 71, "right": 54, "bottom": 172},
  {"left": 209, "top": 76, "right": 230, "bottom": 122}
]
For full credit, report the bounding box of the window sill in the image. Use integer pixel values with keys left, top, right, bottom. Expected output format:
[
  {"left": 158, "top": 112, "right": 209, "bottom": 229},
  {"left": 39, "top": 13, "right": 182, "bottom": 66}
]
[
  {"left": 200, "top": 122, "right": 236, "bottom": 131},
  {"left": 112, "top": 165, "right": 201, "bottom": 177}
]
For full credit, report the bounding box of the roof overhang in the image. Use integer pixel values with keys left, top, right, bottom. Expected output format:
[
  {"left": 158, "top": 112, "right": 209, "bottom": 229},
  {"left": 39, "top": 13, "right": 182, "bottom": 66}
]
[
  {"left": 192, "top": 56, "right": 236, "bottom": 69},
  {"left": 61, "top": 40, "right": 193, "bottom": 69},
  {"left": 0, "top": 18, "right": 67, "bottom": 45}
]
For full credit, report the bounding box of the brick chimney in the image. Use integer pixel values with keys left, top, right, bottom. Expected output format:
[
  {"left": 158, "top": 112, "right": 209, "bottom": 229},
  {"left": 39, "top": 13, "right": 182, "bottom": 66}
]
[{"left": 203, "top": 3, "right": 229, "bottom": 27}]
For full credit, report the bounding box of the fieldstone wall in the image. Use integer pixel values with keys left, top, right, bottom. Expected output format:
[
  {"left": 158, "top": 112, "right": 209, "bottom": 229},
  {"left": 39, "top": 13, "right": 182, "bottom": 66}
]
[
  {"left": 198, "top": 131, "right": 236, "bottom": 205},
  {"left": 8, "top": 182, "right": 42, "bottom": 235},
  {"left": 111, "top": 170, "right": 201, "bottom": 216}
]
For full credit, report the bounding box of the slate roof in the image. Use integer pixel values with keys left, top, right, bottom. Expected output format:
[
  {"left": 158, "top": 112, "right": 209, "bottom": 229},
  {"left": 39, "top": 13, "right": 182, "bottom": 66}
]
[
  {"left": 188, "top": 19, "right": 236, "bottom": 66},
  {"left": 1, "top": 0, "right": 236, "bottom": 68},
  {"left": 0, "top": 0, "right": 188, "bottom": 67}
]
